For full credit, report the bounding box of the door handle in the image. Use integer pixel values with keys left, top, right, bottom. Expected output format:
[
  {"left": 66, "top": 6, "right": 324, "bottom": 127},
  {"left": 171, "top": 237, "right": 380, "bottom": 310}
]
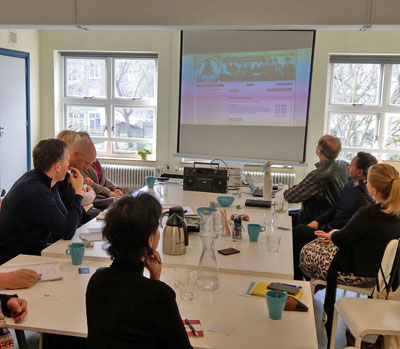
[{"left": 0, "top": 124, "right": 4, "bottom": 137}]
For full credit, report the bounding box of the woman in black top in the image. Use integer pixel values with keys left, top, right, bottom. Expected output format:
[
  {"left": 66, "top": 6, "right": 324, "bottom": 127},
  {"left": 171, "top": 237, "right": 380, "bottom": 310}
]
[
  {"left": 301, "top": 163, "right": 400, "bottom": 345},
  {"left": 300, "top": 163, "right": 400, "bottom": 284},
  {"left": 86, "top": 193, "right": 192, "bottom": 349}
]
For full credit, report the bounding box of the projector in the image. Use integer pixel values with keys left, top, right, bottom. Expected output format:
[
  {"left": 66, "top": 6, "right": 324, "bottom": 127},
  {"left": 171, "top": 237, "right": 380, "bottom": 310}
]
[{"left": 183, "top": 165, "right": 228, "bottom": 194}]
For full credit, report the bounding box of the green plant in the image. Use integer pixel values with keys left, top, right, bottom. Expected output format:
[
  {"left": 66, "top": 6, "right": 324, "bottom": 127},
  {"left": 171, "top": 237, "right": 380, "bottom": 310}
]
[{"left": 137, "top": 148, "right": 152, "bottom": 156}]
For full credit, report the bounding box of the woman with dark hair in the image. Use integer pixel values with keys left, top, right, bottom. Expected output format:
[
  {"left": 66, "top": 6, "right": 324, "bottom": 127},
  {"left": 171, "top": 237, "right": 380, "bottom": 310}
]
[{"left": 86, "top": 193, "right": 192, "bottom": 349}]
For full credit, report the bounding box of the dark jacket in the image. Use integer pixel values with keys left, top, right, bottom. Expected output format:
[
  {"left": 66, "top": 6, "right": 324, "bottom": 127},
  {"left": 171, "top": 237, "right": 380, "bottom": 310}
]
[
  {"left": 332, "top": 204, "right": 400, "bottom": 276},
  {"left": 300, "top": 160, "right": 348, "bottom": 224},
  {"left": 0, "top": 170, "right": 82, "bottom": 264},
  {"left": 0, "top": 294, "right": 16, "bottom": 317},
  {"left": 316, "top": 180, "right": 373, "bottom": 230},
  {"left": 86, "top": 259, "right": 192, "bottom": 349}
]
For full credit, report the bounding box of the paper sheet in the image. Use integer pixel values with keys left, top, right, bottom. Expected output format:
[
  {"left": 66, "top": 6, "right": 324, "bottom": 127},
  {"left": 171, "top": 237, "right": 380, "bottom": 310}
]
[
  {"left": 80, "top": 232, "right": 103, "bottom": 242},
  {"left": 0, "top": 262, "right": 63, "bottom": 281}
]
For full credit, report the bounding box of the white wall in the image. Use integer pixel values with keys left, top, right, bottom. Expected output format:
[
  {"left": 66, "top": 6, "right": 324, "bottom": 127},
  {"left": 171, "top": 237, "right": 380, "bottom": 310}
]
[
  {"left": 0, "top": 29, "right": 40, "bottom": 152},
  {"left": 38, "top": 29, "right": 400, "bottom": 178}
]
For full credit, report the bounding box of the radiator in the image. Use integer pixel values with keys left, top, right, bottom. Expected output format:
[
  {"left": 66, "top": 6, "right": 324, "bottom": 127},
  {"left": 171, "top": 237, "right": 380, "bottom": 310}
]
[
  {"left": 244, "top": 171, "right": 296, "bottom": 188},
  {"left": 102, "top": 164, "right": 157, "bottom": 190}
]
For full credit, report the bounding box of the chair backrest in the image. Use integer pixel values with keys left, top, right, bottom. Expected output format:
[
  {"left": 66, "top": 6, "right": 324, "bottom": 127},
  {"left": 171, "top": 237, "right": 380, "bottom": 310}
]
[{"left": 377, "top": 239, "right": 400, "bottom": 292}]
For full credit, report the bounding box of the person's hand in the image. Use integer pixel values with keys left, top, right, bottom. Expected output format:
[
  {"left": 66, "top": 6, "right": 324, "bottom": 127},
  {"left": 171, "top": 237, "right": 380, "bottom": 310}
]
[
  {"left": 145, "top": 251, "right": 162, "bottom": 280},
  {"left": 109, "top": 191, "right": 118, "bottom": 197},
  {"left": 83, "top": 185, "right": 92, "bottom": 193},
  {"left": 69, "top": 167, "right": 84, "bottom": 196},
  {"left": 7, "top": 297, "right": 27, "bottom": 323},
  {"left": 307, "top": 220, "right": 319, "bottom": 229},
  {"left": 114, "top": 188, "right": 123, "bottom": 196},
  {"left": 83, "top": 177, "right": 94, "bottom": 186},
  {"left": 314, "top": 230, "right": 331, "bottom": 243},
  {"left": 1, "top": 269, "right": 41, "bottom": 289}
]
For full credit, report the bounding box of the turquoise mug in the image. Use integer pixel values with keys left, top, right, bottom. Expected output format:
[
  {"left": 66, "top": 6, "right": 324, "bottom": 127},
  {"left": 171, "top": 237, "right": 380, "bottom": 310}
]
[
  {"left": 146, "top": 176, "right": 156, "bottom": 189},
  {"left": 65, "top": 243, "right": 85, "bottom": 265},
  {"left": 247, "top": 224, "right": 266, "bottom": 242},
  {"left": 266, "top": 290, "right": 288, "bottom": 320}
]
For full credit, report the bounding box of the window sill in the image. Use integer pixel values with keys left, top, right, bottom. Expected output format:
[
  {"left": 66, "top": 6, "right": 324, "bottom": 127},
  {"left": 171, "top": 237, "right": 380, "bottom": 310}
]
[{"left": 97, "top": 156, "right": 156, "bottom": 163}]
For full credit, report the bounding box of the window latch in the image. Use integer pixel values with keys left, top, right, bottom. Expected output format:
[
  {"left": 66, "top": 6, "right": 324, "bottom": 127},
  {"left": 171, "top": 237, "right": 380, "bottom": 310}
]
[
  {"left": 351, "top": 103, "right": 364, "bottom": 106},
  {"left": 131, "top": 97, "right": 142, "bottom": 101},
  {"left": 84, "top": 96, "right": 94, "bottom": 99}
]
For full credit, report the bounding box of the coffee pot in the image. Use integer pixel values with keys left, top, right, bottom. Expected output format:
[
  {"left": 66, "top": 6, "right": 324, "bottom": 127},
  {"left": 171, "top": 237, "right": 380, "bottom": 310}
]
[{"left": 162, "top": 207, "right": 189, "bottom": 256}]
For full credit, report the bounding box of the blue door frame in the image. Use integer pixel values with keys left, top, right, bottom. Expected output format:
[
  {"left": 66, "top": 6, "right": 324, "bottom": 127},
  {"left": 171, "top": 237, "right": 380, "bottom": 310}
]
[{"left": 0, "top": 47, "right": 31, "bottom": 169}]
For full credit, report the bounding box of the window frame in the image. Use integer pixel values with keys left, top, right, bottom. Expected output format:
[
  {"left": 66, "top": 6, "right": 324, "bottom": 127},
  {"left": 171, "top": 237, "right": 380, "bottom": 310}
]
[
  {"left": 60, "top": 53, "right": 158, "bottom": 160},
  {"left": 326, "top": 60, "right": 400, "bottom": 162}
]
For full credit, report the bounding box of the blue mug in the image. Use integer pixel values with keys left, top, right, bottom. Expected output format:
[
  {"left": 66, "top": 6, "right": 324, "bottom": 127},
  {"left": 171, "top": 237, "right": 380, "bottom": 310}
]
[
  {"left": 266, "top": 290, "right": 288, "bottom": 320},
  {"left": 66, "top": 243, "right": 85, "bottom": 265},
  {"left": 247, "top": 224, "right": 266, "bottom": 242},
  {"left": 146, "top": 176, "right": 156, "bottom": 189}
]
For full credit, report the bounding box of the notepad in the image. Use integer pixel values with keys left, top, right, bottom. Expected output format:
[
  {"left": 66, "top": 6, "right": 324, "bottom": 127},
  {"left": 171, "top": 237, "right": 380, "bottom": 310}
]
[
  {"left": 80, "top": 232, "right": 103, "bottom": 242},
  {"left": 182, "top": 320, "right": 204, "bottom": 337},
  {"left": 0, "top": 262, "right": 63, "bottom": 281},
  {"left": 251, "top": 282, "right": 303, "bottom": 300}
]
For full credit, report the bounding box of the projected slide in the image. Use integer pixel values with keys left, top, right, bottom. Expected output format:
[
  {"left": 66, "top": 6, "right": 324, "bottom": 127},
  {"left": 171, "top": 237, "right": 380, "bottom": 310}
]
[
  {"left": 178, "top": 30, "right": 314, "bottom": 163},
  {"left": 181, "top": 48, "right": 311, "bottom": 127}
]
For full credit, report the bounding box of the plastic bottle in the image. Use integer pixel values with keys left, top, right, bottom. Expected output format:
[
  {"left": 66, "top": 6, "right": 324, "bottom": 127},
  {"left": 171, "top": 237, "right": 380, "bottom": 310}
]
[{"left": 263, "top": 161, "right": 272, "bottom": 201}]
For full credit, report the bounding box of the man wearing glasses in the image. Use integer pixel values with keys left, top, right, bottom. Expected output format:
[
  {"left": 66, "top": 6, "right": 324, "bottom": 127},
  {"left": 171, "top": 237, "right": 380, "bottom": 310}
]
[{"left": 284, "top": 135, "right": 348, "bottom": 226}]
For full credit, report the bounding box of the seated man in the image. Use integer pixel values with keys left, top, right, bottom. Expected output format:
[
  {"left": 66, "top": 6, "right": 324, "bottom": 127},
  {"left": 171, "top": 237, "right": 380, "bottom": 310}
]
[
  {"left": 56, "top": 138, "right": 97, "bottom": 223},
  {"left": 0, "top": 139, "right": 84, "bottom": 264},
  {"left": 292, "top": 152, "right": 377, "bottom": 280},
  {"left": 284, "top": 135, "right": 348, "bottom": 226},
  {"left": 77, "top": 131, "right": 123, "bottom": 200}
]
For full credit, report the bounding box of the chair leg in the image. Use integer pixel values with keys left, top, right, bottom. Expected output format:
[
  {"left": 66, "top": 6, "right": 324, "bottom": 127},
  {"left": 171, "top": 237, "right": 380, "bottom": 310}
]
[
  {"left": 354, "top": 335, "right": 363, "bottom": 348},
  {"left": 15, "top": 329, "right": 28, "bottom": 349},
  {"left": 330, "top": 309, "right": 339, "bottom": 349},
  {"left": 39, "top": 333, "right": 45, "bottom": 349}
]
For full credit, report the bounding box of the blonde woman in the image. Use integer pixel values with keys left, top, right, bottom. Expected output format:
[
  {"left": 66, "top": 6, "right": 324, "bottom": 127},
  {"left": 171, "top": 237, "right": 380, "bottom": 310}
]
[
  {"left": 56, "top": 130, "right": 80, "bottom": 148},
  {"left": 301, "top": 164, "right": 400, "bottom": 344},
  {"left": 56, "top": 130, "right": 96, "bottom": 208},
  {"left": 300, "top": 163, "right": 400, "bottom": 285}
]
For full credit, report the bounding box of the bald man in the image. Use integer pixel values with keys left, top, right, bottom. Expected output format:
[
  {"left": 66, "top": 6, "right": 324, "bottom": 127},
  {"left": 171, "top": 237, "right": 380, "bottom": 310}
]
[
  {"left": 284, "top": 135, "right": 349, "bottom": 225},
  {"left": 69, "top": 139, "right": 97, "bottom": 171},
  {"left": 55, "top": 138, "right": 96, "bottom": 228}
]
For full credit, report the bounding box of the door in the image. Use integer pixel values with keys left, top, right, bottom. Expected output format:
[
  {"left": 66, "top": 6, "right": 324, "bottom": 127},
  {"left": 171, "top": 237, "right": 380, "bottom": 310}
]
[{"left": 0, "top": 48, "right": 30, "bottom": 193}]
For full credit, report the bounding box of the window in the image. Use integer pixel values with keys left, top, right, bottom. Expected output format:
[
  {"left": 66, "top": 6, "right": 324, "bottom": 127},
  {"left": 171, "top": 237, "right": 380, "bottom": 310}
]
[
  {"left": 61, "top": 53, "right": 157, "bottom": 159},
  {"left": 327, "top": 56, "right": 400, "bottom": 162}
]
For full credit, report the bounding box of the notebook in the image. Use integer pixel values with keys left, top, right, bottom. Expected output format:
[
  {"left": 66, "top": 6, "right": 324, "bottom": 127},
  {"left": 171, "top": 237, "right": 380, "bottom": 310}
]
[
  {"left": 0, "top": 262, "right": 63, "bottom": 281},
  {"left": 182, "top": 320, "right": 204, "bottom": 337},
  {"left": 251, "top": 282, "right": 303, "bottom": 300}
]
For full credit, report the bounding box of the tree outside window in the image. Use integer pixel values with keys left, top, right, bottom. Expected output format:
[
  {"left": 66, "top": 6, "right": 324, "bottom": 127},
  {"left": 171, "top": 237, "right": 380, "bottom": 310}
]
[
  {"left": 61, "top": 54, "right": 157, "bottom": 159},
  {"left": 327, "top": 60, "right": 400, "bottom": 162}
]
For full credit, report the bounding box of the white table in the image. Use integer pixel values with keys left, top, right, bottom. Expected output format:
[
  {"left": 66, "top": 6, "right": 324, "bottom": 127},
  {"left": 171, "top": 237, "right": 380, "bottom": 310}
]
[
  {"left": 42, "top": 183, "right": 294, "bottom": 279},
  {"left": 1, "top": 254, "right": 317, "bottom": 348}
]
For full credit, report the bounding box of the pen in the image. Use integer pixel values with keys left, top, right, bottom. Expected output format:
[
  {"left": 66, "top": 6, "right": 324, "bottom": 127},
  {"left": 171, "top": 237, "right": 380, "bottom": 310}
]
[{"left": 184, "top": 318, "right": 199, "bottom": 337}]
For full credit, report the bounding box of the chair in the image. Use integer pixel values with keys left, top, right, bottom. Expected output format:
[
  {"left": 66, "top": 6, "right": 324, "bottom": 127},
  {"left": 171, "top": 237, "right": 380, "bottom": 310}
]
[
  {"left": 311, "top": 239, "right": 400, "bottom": 319},
  {"left": 330, "top": 297, "right": 400, "bottom": 348}
]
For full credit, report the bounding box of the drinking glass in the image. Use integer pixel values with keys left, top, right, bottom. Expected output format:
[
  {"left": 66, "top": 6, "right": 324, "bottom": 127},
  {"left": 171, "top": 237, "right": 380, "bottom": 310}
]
[{"left": 175, "top": 267, "right": 196, "bottom": 301}]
